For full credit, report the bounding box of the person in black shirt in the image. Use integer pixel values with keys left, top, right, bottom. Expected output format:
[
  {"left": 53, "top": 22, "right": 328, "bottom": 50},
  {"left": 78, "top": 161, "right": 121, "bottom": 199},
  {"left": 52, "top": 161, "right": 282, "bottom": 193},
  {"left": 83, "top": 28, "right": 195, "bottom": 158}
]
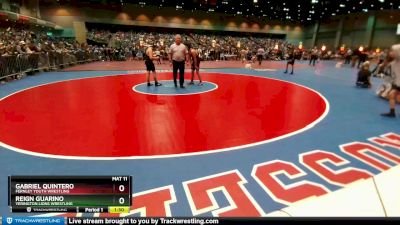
[
  {"left": 144, "top": 44, "right": 161, "bottom": 87},
  {"left": 284, "top": 49, "right": 296, "bottom": 75},
  {"left": 309, "top": 47, "right": 318, "bottom": 66},
  {"left": 257, "top": 47, "right": 265, "bottom": 66},
  {"left": 357, "top": 49, "right": 368, "bottom": 69}
]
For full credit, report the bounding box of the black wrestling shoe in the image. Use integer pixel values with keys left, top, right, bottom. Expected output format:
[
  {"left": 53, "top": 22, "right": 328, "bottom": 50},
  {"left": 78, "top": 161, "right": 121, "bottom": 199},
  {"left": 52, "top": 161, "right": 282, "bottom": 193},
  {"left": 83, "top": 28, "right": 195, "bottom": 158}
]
[
  {"left": 155, "top": 82, "right": 162, "bottom": 86},
  {"left": 180, "top": 85, "right": 185, "bottom": 89},
  {"left": 381, "top": 112, "right": 396, "bottom": 118},
  {"left": 290, "top": 72, "right": 294, "bottom": 75},
  {"left": 198, "top": 82, "right": 203, "bottom": 86},
  {"left": 188, "top": 81, "right": 195, "bottom": 85},
  {"left": 284, "top": 71, "right": 288, "bottom": 74},
  {"left": 147, "top": 83, "right": 153, "bottom": 86}
]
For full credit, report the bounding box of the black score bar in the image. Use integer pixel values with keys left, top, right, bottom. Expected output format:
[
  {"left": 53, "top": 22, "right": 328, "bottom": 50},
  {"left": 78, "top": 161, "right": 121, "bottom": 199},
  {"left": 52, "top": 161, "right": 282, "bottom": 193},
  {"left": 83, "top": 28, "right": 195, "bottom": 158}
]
[
  {"left": 8, "top": 176, "right": 132, "bottom": 213},
  {"left": 64, "top": 217, "right": 400, "bottom": 225},
  {"left": 10, "top": 206, "right": 130, "bottom": 213}
]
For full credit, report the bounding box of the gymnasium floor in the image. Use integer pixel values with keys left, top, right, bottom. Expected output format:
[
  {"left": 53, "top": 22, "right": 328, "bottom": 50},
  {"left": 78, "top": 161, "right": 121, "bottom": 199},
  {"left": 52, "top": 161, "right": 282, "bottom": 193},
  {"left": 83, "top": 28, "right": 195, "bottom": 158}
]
[{"left": 0, "top": 60, "right": 399, "bottom": 217}]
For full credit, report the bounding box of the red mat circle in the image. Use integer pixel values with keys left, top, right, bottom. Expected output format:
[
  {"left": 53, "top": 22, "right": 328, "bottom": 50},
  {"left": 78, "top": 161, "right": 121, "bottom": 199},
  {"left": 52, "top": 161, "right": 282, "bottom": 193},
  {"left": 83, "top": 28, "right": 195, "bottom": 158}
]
[{"left": 0, "top": 73, "right": 328, "bottom": 159}]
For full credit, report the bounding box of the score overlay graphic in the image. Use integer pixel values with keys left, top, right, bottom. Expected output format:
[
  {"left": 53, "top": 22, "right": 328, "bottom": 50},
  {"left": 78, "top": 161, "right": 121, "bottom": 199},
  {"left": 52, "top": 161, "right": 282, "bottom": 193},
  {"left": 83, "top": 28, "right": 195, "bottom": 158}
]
[{"left": 8, "top": 176, "right": 132, "bottom": 213}]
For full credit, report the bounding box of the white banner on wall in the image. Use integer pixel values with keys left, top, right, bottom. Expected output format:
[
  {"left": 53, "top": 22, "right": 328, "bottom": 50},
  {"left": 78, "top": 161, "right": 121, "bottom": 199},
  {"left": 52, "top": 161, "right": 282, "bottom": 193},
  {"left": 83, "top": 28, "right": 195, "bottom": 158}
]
[{"left": 397, "top": 24, "right": 400, "bottom": 35}]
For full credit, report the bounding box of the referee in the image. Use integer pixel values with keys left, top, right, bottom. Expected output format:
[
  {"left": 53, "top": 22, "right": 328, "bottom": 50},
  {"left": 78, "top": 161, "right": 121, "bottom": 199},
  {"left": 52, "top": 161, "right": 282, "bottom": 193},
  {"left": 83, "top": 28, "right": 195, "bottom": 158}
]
[{"left": 169, "top": 34, "right": 189, "bottom": 88}]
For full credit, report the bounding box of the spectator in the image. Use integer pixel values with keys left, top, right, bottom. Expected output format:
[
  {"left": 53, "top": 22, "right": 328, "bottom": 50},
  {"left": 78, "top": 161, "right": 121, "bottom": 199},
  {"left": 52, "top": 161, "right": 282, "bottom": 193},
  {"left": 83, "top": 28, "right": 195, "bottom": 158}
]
[
  {"left": 356, "top": 61, "right": 372, "bottom": 88},
  {"left": 345, "top": 49, "right": 352, "bottom": 64},
  {"left": 357, "top": 49, "right": 368, "bottom": 69},
  {"left": 284, "top": 49, "right": 296, "bottom": 75},
  {"left": 381, "top": 44, "right": 400, "bottom": 118},
  {"left": 372, "top": 50, "right": 387, "bottom": 76},
  {"left": 136, "top": 51, "right": 143, "bottom": 61},
  {"left": 309, "top": 47, "right": 318, "bottom": 66}
]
